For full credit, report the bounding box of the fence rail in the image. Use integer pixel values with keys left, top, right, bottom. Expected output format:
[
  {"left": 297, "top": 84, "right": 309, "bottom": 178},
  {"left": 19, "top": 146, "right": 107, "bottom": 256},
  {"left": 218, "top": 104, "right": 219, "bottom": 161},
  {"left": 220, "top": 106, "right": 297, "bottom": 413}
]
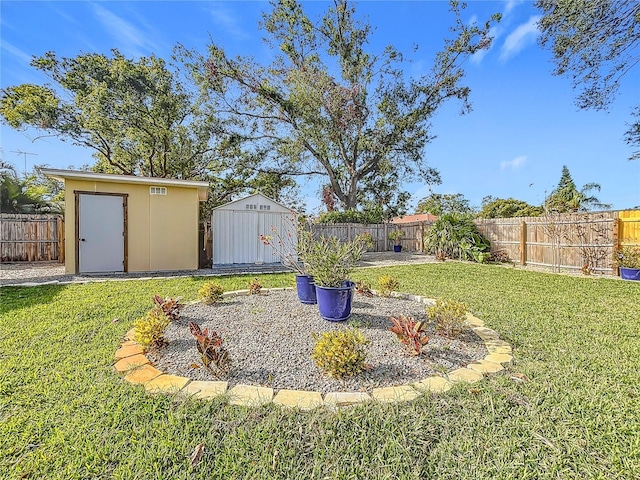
[{"left": 1, "top": 214, "right": 65, "bottom": 263}]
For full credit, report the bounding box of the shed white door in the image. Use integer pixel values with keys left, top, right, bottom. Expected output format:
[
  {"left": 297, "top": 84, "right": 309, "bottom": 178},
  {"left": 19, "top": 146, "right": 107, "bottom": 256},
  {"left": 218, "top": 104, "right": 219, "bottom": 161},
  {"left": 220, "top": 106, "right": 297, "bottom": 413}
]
[{"left": 78, "top": 194, "right": 125, "bottom": 273}]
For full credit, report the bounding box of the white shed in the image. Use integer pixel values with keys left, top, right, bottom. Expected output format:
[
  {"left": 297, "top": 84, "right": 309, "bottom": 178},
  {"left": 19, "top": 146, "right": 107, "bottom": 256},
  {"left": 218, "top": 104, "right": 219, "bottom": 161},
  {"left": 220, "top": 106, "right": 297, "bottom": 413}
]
[{"left": 212, "top": 193, "right": 296, "bottom": 265}]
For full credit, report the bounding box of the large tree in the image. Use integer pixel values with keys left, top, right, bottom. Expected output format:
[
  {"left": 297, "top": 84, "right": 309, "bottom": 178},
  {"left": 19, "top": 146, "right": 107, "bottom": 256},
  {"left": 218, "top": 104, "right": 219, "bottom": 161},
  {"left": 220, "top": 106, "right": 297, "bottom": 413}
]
[
  {"left": 196, "top": 0, "right": 499, "bottom": 211},
  {"left": 545, "top": 165, "right": 611, "bottom": 212},
  {"left": 536, "top": 0, "right": 640, "bottom": 160}
]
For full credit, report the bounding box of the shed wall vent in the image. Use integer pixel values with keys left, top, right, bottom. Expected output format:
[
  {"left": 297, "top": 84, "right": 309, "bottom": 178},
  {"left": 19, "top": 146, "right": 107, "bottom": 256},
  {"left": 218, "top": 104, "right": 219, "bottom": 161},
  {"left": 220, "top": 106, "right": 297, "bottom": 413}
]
[
  {"left": 259, "top": 205, "right": 271, "bottom": 211},
  {"left": 245, "top": 204, "right": 257, "bottom": 210},
  {"left": 150, "top": 186, "right": 167, "bottom": 195}
]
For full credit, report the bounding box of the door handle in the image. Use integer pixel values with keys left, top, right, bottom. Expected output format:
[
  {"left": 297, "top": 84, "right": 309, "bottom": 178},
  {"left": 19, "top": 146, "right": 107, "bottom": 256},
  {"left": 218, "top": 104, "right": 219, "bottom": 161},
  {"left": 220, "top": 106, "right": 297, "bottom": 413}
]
[{"left": 81, "top": 238, "right": 86, "bottom": 242}]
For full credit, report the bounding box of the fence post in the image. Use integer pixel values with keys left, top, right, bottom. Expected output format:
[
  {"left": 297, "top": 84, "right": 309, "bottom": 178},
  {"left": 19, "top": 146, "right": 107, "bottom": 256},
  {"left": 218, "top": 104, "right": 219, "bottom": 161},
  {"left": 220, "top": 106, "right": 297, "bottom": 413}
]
[
  {"left": 520, "top": 220, "right": 527, "bottom": 266},
  {"left": 58, "top": 216, "right": 65, "bottom": 264},
  {"left": 384, "top": 223, "right": 389, "bottom": 252},
  {"left": 612, "top": 218, "right": 620, "bottom": 275}
]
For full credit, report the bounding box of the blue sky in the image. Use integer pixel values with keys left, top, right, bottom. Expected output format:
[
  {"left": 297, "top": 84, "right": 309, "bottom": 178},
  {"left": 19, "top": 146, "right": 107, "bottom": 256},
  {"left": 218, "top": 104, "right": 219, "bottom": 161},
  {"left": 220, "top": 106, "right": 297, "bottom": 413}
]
[{"left": 1, "top": 0, "right": 639, "bottom": 212}]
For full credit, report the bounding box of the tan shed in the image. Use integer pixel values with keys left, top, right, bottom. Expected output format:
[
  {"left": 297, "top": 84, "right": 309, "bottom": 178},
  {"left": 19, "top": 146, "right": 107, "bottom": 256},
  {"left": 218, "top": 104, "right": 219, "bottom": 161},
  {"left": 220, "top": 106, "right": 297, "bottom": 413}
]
[{"left": 41, "top": 169, "right": 208, "bottom": 274}]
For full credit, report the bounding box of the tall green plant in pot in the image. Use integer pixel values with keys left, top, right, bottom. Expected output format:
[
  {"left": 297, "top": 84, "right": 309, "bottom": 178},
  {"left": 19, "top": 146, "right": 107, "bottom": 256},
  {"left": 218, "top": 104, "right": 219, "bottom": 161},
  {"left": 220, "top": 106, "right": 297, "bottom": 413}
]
[
  {"left": 616, "top": 245, "right": 640, "bottom": 280},
  {"left": 306, "top": 235, "right": 366, "bottom": 321}
]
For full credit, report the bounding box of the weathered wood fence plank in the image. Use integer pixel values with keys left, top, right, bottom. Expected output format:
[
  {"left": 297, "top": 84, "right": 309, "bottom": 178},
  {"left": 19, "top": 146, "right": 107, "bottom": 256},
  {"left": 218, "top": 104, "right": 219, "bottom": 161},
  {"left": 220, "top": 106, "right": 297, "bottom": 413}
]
[{"left": 1, "top": 214, "right": 64, "bottom": 263}]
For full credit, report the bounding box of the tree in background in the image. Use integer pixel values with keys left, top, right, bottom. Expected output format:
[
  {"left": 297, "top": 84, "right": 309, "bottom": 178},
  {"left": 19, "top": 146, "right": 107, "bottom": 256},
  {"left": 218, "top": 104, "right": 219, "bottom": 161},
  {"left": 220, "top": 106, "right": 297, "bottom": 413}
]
[
  {"left": 416, "top": 193, "right": 473, "bottom": 216},
  {"left": 478, "top": 196, "right": 542, "bottom": 218},
  {"left": 196, "top": 0, "right": 500, "bottom": 211},
  {"left": 545, "top": 165, "right": 611, "bottom": 213},
  {"left": 536, "top": 0, "right": 640, "bottom": 160},
  {"left": 0, "top": 162, "right": 62, "bottom": 213}
]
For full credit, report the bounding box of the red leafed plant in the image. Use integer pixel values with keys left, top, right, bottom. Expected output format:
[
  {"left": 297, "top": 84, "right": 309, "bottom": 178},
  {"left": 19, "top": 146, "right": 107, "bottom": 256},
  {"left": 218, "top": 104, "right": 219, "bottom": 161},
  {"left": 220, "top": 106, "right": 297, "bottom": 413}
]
[
  {"left": 389, "top": 315, "right": 429, "bottom": 355},
  {"left": 188, "top": 321, "right": 231, "bottom": 375},
  {"left": 153, "top": 295, "right": 181, "bottom": 321},
  {"left": 355, "top": 280, "right": 374, "bottom": 297}
]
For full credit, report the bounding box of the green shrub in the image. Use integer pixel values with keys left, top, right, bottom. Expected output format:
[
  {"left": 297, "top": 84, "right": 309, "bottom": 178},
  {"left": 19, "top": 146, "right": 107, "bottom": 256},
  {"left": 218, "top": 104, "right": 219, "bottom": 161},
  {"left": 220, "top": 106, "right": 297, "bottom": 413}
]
[
  {"left": 198, "top": 282, "right": 224, "bottom": 304},
  {"left": 377, "top": 275, "right": 400, "bottom": 297},
  {"left": 425, "top": 213, "right": 490, "bottom": 262},
  {"left": 311, "top": 329, "right": 369, "bottom": 378},
  {"left": 427, "top": 299, "right": 468, "bottom": 337},
  {"left": 133, "top": 306, "right": 170, "bottom": 350},
  {"left": 616, "top": 246, "right": 640, "bottom": 269}
]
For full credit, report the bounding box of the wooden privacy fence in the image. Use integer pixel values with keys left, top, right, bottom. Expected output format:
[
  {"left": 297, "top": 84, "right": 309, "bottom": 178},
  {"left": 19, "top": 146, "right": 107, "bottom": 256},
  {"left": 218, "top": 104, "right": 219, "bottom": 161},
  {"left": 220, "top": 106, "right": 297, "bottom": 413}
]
[
  {"left": 1, "top": 214, "right": 65, "bottom": 263},
  {"left": 475, "top": 210, "right": 640, "bottom": 274},
  {"left": 311, "top": 221, "right": 434, "bottom": 252}
]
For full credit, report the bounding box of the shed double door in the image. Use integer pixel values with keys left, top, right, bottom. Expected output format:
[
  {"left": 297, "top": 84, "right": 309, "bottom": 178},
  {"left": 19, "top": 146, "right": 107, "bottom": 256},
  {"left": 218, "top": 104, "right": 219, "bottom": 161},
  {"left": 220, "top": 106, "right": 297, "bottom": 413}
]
[
  {"left": 77, "top": 193, "right": 126, "bottom": 273},
  {"left": 214, "top": 211, "right": 285, "bottom": 264}
]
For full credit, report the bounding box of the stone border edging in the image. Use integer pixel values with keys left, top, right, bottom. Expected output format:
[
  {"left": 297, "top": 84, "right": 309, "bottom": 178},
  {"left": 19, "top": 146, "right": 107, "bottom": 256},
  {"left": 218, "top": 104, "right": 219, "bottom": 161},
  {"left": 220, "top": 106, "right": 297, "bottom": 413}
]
[{"left": 114, "top": 288, "right": 513, "bottom": 410}]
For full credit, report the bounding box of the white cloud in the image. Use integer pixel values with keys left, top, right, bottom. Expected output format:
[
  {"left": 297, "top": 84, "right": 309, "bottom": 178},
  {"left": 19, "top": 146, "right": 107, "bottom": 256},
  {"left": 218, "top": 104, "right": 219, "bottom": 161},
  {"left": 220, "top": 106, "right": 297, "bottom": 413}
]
[
  {"left": 501, "top": 155, "right": 527, "bottom": 170},
  {"left": 1, "top": 41, "right": 32, "bottom": 64},
  {"left": 504, "top": 0, "right": 524, "bottom": 16},
  {"left": 92, "top": 4, "right": 160, "bottom": 57},
  {"left": 205, "top": 3, "right": 249, "bottom": 40},
  {"left": 500, "top": 15, "right": 542, "bottom": 61}
]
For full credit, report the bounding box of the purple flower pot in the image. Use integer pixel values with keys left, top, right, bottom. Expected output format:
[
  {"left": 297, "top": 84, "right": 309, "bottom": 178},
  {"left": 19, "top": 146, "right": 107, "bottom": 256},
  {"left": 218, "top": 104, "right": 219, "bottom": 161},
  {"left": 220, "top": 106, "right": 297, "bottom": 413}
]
[
  {"left": 620, "top": 267, "right": 640, "bottom": 281},
  {"left": 315, "top": 281, "right": 355, "bottom": 322},
  {"left": 393, "top": 245, "right": 402, "bottom": 253},
  {"left": 296, "top": 275, "right": 317, "bottom": 304}
]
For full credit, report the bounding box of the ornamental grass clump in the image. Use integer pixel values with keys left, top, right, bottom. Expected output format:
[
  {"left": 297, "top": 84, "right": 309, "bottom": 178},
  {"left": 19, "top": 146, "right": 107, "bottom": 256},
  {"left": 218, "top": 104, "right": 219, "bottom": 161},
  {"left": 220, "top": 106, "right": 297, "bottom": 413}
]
[
  {"left": 133, "top": 306, "right": 170, "bottom": 351},
  {"left": 311, "top": 329, "right": 369, "bottom": 378},
  {"left": 305, "top": 235, "right": 366, "bottom": 288},
  {"left": 198, "top": 282, "right": 224, "bottom": 304},
  {"left": 427, "top": 299, "right": 468, "bottom": 337}
]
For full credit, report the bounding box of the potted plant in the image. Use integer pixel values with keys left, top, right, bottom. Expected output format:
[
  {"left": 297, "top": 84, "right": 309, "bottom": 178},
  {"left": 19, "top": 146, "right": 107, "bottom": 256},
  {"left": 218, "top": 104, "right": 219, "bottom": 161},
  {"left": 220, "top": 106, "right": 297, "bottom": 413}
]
[
  {"left": 388, "top": 229, "right": 405, "bottom": 252},
  {"left": 260, "top": 215, "right": 317, "bottom": 303},
  {"left": 305, "top": 235, "right": 367, "bottom": 321},
  {"left": 616, "top": 245, "right": 640, "bottom": 280}
]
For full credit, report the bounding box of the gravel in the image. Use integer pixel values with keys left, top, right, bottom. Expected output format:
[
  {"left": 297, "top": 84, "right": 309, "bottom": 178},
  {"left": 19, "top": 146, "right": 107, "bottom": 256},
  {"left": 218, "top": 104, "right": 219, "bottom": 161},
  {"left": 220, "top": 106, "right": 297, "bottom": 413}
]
[{"left": 147, "top": 289, "right": 487, "bottom": 395}]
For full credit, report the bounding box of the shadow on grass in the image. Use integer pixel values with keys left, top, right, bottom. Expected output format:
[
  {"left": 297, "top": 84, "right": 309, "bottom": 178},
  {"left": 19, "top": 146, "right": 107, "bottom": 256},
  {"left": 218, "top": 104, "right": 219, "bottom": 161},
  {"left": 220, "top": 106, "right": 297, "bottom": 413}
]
[{"left": 0, "top": 284, "right": 69, "bottom": 314}]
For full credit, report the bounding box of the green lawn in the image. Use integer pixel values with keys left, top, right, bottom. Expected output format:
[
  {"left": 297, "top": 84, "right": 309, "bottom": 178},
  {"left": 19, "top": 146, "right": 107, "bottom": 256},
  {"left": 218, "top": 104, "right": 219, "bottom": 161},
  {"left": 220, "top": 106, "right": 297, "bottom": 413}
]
[{"left": 1, "top": 264, "right": 639, "bottom": 479}]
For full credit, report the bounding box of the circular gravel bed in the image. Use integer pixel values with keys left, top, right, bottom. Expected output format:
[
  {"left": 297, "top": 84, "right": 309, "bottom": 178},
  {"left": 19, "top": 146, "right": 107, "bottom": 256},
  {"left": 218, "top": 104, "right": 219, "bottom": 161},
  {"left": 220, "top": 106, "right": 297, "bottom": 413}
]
[{"left": 148, "top": 289, "right": 487, "bottom": 395}]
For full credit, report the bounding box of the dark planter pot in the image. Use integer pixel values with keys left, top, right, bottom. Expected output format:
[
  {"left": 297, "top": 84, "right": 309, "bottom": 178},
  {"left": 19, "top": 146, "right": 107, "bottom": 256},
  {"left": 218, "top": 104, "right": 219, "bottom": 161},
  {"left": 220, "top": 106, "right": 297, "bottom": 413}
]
[
  {"left": 295, "top": 275, "right": 317, "bottom": 304},
  {"left": 315, "top": 281, "right": 355, "bottom": 322},
  {"left": 393, "top": 245, "right": 402, "bottom": 253},
  {"left": 619, "top": 267, "right": 640, "bottom": 281}
]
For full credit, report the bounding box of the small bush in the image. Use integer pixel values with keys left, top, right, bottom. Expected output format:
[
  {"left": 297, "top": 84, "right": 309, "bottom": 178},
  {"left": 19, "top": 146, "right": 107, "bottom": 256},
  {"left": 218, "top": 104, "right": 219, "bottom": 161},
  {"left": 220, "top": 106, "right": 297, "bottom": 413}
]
[
  {"left": 425, "top": 213, "right": 490, "bottom": 262},
  {"left": 489, "top": 250, "right": 510, "bottom": 263},
  {"left": 377, "top": 275, "right": 400, "bottom": 297},
  {"left": 189, "top": 321, "right": 231, "bottom": 375},
  {"left": 355, "top": 280, "right": 374, "bottom": 297},
  {"left": 247, "top": 277, "right": 262, "bottom": 295},
  {"left": 133, "top": 306, "right": 170, "bottom": 350},
  {"left": 153, "top": 294, "right": 181, "bottom": 321},
  {"left": 427, "top": 299, "right": 468, "bottom": 337},
  {"left": 198, "top": 282, "right": 224, "bottom": 304},
  {"left": 311, "top": 329, "right": 369, "bottom": 378},
  {"left": 389, "top": 314, "right": 429, "bottom": 355}
]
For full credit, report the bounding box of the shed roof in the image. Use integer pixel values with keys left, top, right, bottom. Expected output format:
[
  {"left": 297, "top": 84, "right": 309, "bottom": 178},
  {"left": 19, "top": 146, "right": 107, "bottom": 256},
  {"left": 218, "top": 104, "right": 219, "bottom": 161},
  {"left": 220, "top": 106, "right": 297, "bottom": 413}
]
[
  {"left": 41, "top": 168, "right": 209, "bottom": 201},
  {"left": 213, "top": 192, "right": 292, "bottom": 212}
]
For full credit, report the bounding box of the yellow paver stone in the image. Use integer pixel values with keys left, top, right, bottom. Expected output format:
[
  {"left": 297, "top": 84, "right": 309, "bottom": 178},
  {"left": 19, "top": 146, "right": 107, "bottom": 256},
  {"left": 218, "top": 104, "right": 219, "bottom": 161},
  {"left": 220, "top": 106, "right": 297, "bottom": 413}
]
[
  {"left": 484, "top": 353, "right": 513, "bottom": 364},
  {"left": 144, "top": 374, "right": 190, "bottom": 393},
  {"left": 447, "top": 368, "right": 483, "bottom": 383},
  {"left": 114, "top": 354, "right": 150, "bottom": 373},
  {"left": 121, "top": 340, "right": 138, "bottom": 347},
  {"left": 114, "top": 344, "right": 145, "bottom": 360},
  {"left": 487, "top": 345, "right": 512, "bottom": 354},
  {"left": 124, "top": 365, "right": 163, "bottom": 384},
  {"left": 323, "top": 392, "right": 371, "bottom": 407},
  {"left": 182, "top": 381, "right": 228, "bottom": 399},
  {"left": 472, "top": 327, "right": 500, "bottom": 340},
  {"left": 484, "top": 340, "right": 511, "bottom": 348},
  {"left": 228, "top": 384, "right": 273, "bottom": 407},
  {"left": 372, "top": 385, "right": 420, "bottom": 403},
  {"left": 124, "top": 328, "right": 137, "bottom": 340},
  {"left": 468, "top": 360, "right": 504, "bottom": 374},
  {"left": 465, "top": 314, "right": 484, "bottom": 327},
  {"left": 412, "top": 376, "right": 453, "bottom": 393},
  {"left": 273, "top": 389, "right": 323, "bottom": 410}
]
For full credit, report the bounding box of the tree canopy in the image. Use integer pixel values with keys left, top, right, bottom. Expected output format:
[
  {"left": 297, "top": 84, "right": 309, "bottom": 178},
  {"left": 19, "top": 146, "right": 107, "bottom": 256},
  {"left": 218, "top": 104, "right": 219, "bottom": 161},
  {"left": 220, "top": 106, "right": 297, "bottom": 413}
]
[
  {"left": 416, "top": 193, "right": 473, "bottom": 216},
  {"left": 478, "top": 196, "right": 542, "bottom": 218},
  {"left": 195, "top": 0, "right": 499, "bottom": 211},
  {"left": 536, "top": 0, "right": 640, "bottom": 160},
  {"left": 545, "top": 165, "right": 611, "bottom": 212}
]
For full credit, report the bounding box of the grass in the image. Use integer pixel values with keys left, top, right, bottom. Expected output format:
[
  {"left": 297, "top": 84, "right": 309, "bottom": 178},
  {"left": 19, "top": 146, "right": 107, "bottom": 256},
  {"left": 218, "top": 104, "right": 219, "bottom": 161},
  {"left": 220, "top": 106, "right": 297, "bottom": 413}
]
[{"left": 1, "top": 264, "right": 639, "bottom": 479}]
